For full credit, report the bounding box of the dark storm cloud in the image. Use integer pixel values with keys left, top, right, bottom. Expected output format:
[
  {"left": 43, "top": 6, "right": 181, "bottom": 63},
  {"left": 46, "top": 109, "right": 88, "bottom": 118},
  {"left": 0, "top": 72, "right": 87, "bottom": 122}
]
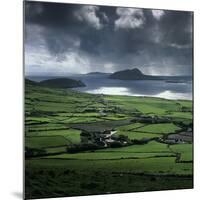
[
  {"left": 25, "top": 1, "right": 193, "bottom": 75},
  {"left": 159, "top": 11, "right": 192, "bottom": 46}
]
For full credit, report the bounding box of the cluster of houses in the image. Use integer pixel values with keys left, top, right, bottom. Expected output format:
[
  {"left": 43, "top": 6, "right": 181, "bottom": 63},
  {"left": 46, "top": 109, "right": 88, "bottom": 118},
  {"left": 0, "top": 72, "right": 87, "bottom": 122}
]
[
  {"left": 164, "top": 127, "right": 193, "bottom": 144},
  {"left": 80, "top": 129, "right": 123, "bottom": 147},
  {"left": 157, "top": 126, "right": 193, "bottom": 144},
  {"left": 75, "top": 113, "right": 193, "bottom": 148}
]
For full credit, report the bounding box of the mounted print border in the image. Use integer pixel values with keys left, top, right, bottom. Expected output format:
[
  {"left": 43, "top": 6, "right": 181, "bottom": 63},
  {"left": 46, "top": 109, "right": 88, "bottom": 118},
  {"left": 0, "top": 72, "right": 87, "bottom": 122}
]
[{"left": 24, "top": 1, "right": 193, "bottom": 199}]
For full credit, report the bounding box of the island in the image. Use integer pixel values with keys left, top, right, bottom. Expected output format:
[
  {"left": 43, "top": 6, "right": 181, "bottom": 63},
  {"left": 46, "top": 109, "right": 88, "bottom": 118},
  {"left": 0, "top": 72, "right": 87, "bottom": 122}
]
[
  {"left": 109, "top": 68, "right": 164, "bottom": 80},
  {"left": 32, "top": 78, "right": 86, "bottom": 88}
]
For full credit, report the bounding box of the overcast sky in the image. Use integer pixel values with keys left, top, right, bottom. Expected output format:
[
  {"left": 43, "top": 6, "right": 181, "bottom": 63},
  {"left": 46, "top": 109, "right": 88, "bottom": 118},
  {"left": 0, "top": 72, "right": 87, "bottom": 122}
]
[{"left": 25, "top": 1, "right": 193, "bottom": 76}]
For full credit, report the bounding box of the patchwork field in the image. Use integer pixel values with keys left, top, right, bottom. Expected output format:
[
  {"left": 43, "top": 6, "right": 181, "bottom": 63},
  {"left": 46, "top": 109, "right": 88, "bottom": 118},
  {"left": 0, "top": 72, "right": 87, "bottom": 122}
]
[{"left": 25, "top": 81, "right": 193, "bottom": 199}]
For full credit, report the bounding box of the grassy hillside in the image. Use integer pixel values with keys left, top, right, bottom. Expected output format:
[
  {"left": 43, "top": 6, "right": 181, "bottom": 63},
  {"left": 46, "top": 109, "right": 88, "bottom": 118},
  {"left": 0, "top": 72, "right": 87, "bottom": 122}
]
[{"left": 25, "top": 82, "right": 193, "bottom": 199}]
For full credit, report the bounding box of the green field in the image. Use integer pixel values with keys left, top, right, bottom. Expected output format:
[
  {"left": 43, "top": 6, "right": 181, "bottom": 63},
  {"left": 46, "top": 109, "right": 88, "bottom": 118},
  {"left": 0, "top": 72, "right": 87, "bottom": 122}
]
[
  {"left": 25, "top": 81, "right": 193, "bottom": 199},
  {"left": 170, "top": 144, "right": 193, "bottom": 162},
  {"left": 116, "top": 131, "right": 162, "bottom": 140},
  {"left": 135, "top": 123, "right": 181, "bottom": 134},
  {"left": 25, "top": 136, "right": 69, "bottom": 149}
]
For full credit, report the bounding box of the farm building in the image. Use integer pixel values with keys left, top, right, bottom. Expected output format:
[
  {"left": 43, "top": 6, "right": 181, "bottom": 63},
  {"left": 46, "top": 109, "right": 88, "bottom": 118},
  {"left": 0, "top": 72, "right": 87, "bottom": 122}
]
[
  {"left": 164, "top": 138, "right": 184, "bottom": 144},
  {"left": 99, "top": 110, "right": 107, "bottom": 116}
]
